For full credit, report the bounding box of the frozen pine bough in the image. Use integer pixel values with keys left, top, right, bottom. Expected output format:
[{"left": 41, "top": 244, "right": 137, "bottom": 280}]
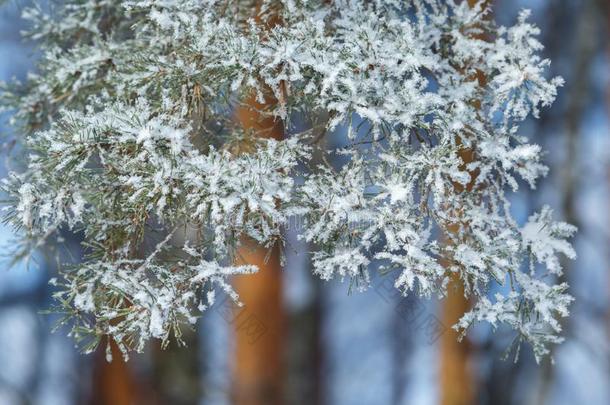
[{"left": 0, "top": 0, "right": 575, "bottom": 361}]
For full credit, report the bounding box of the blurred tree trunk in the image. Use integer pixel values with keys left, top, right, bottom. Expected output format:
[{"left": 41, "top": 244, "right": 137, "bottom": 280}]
[
  {"left": 91, "top": 341, "right": 136, "bottom": 405},
  {"left": 605, "top": 0, "right": 610, "bottom": 358},
  {"left": 440, "top": 170, "right": 476, "bottom": 405},
  {"left": 438, "top": 2, "right": 488, "bottom": 404},
  {"left": 150, "top": 330, "right": 203, "bottom": 405},
  {"left": 391, "top": 310, "right": 409, "bottom": 405},
  {"left": 439, "top": 273, "right": 474, "bottom": 405},
  {"left": 285, "top": 273, "right": 324, "bottom": 405},
  {"left": 536, "top": 0, "right": 598, "bottom": 403},
  {"left": 232, "top": 237, "right": 285, "bottom": 405},
  {"left": 232, "top": 74, "right": 286, "bottom": 405},
  {"left": 230, "top": 4, "right": 287, "bottom": 404}
]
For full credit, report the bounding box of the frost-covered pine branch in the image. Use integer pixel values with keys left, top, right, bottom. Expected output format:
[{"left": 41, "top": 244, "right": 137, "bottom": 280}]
[{"left": 0, "top": 0, "right": 575, "bottom": 362}]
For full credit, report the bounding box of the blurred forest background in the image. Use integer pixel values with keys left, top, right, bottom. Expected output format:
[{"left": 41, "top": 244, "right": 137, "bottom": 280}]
[{"left": 0, "top": 0, "right": 609, "bottom": 404}]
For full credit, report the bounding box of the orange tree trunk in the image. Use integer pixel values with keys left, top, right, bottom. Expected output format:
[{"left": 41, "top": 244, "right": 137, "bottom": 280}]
[
  {"left": 232, "top": 90, "right": 285, "bottom": 405},
  {"left": 439, "top": 180, "right": 475, "bottom": 405},
  {"left": 90, "top": 341, "right": 136, "bottom": 405},
  {"left": 439, "top": 2, "right": 489, "bottom": 404}
]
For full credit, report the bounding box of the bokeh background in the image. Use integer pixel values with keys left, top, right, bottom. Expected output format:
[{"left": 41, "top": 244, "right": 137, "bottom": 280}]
[{"left": 0, "top": 0, "right": 609, "bottom": 404}]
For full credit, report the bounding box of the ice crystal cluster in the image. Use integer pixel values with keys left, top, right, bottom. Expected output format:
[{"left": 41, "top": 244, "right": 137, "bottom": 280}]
[{"left": 0, "top": 0, "right": 575, "bottom": 361}]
